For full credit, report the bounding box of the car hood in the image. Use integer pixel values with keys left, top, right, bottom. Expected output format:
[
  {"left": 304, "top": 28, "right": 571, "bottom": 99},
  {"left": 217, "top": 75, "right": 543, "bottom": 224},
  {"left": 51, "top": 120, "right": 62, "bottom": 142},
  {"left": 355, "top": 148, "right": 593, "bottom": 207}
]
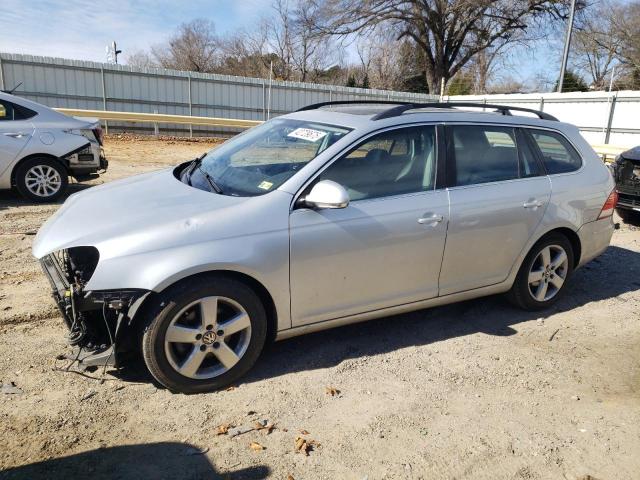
[
  {"left": 621, "top": 146, "right": 640, "bottom": 162},
  {"left": 33, "top": 168, "right": 273, "bottom": 260}
]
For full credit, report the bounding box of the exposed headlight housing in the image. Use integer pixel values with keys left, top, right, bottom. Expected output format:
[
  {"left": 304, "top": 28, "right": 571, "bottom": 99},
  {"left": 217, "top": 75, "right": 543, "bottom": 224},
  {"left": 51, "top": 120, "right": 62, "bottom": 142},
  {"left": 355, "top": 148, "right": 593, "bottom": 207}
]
[{"left": 66, "top": 246, "right": 100, "bottom": 285}]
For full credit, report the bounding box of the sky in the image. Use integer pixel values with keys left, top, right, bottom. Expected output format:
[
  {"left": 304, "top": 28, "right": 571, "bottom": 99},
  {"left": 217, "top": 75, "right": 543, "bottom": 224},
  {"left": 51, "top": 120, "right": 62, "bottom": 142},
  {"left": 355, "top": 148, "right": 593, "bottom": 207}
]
[
  {"left": 0, "top": 0, "right": 561, "bottom": 89},
  {"left": 0, "top": 0, "right": 272, "bottom": 62}
]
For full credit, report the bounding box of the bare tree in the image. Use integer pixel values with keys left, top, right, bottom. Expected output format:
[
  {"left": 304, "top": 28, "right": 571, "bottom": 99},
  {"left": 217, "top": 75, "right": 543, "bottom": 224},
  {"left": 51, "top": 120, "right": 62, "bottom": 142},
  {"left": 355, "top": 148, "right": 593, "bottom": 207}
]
[
  {"left": 125, "top": 50, "right": 157, "bottom": 69},
  {"left": 265, "top": 0, "right": 339, "bottom": 82},
  {"left": 152, "top": 19, "right": 220, "bottom": 72},
  {"left": 572, "top": 1, "right": 621, "bottom": 90},
  {"left": 219, "top": 24, "right": 273, "bottom": 78},
  {"left": 355, "top": 27, "right": 407, "bottom": 90},
  {"left": 313, "top": 0, "right": 573, "bottom": 92},
  {"left": 614, "top": 1, "right": 640, "bottom": 70}
]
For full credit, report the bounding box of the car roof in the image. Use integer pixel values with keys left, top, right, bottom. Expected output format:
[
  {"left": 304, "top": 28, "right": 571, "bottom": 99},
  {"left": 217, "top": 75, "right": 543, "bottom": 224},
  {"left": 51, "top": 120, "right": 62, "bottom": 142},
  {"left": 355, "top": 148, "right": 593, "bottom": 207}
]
[{"left": 282, "top": 104, "right": 572, "bottom": 133}]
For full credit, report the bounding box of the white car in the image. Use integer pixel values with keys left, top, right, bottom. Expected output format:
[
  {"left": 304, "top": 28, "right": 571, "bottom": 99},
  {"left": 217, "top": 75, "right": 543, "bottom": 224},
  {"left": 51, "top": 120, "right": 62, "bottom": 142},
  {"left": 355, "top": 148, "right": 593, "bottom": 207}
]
[{"left": 0, "top": 91, "right": 107, "bottom": 202}]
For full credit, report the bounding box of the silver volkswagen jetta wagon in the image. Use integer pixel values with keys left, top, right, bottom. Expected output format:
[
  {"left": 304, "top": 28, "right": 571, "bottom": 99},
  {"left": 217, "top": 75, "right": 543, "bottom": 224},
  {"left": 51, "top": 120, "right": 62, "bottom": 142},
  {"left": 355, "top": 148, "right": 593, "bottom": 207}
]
[{"left": 33, "top": 102, "right": 616, "bottom": 393}]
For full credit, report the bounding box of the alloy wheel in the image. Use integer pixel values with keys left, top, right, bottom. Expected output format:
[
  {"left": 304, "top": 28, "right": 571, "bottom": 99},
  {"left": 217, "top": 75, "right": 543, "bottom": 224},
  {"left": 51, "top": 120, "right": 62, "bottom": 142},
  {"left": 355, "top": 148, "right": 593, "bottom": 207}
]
[
  {"left": 164, "top": 296, "right": 252, "bottom": 380},
  {"left": 25, "top": 165, "right": 62, "bottom": 198},
  {"left": 527, "top": 244, "right": 569, "bottom": 302}
]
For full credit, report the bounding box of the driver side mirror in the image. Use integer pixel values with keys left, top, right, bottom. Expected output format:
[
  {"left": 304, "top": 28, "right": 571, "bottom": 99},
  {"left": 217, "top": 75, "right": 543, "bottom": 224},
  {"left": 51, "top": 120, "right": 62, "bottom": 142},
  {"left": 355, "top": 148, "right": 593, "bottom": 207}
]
[{"left": 303, "top": 180, "right": 350, "bottom": 209}]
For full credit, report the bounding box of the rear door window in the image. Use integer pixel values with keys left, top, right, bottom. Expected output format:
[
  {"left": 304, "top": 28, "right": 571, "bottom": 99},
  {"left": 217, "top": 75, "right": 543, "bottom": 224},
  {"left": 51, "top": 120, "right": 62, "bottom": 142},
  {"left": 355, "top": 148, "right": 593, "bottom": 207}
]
[
  {"left": 528, "top": 129, "right": 582, "bottom": 174},
  {"left": 448, "top": 125, "right": 520, "bottom": 186}
]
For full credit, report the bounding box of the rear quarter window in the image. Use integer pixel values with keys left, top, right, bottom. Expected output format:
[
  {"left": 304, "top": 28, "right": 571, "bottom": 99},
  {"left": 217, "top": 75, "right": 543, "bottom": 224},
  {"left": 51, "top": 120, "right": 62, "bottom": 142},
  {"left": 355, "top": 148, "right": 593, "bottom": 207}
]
[
  {"left": 0, "top": 100, "right": 36, "bottom": 121},
  {"left": 528, "top": 129, "right": 582, "bottom": 174}
]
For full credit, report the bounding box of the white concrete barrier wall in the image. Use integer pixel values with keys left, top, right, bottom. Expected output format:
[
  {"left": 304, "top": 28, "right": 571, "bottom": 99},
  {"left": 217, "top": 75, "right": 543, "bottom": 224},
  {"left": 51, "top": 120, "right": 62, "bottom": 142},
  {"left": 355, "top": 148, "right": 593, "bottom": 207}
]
[{"left": 447, "top": 91, "right": 640, "bottom": 148}]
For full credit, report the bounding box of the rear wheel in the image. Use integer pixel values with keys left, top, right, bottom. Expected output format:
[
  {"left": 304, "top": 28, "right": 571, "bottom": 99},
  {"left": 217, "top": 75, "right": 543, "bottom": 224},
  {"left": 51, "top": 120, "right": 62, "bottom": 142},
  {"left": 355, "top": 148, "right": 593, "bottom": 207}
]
[
  {"left": 507, "top": 233, "right": 574, "bottom": 310},
  {"left": 142, "top": 277, "right": 267, "bottom": 393},
  {"left": 15, "top": 157, "right": 68, "bottom": 202}
]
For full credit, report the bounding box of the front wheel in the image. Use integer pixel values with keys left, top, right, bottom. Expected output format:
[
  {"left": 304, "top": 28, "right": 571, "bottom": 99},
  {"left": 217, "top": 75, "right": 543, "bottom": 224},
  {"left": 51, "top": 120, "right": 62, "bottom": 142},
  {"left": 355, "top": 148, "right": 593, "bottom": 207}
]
[
  {"left": 507, "top": 233, "right": 574, "bottom": 311},
  {"left": 142, "top": 277, "right": 267, "bottom": 393}
]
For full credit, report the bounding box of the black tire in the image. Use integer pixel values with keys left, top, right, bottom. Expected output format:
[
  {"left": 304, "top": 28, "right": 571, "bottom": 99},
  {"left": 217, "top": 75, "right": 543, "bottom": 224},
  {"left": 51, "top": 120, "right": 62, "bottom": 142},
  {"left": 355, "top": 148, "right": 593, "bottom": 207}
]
[
  {"left": 14, "top": 157, "right": 68, "bottom": 202},
  {"left": 142, "top": 276, "right": 267, "bottom": 393},
  {"left": 507, "top": 232, "right": 575, "bottom": 311}
]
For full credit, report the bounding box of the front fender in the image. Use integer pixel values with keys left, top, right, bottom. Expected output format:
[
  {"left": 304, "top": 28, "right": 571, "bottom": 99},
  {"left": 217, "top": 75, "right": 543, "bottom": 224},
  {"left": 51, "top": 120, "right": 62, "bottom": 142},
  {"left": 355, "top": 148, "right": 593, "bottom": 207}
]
[{"left": 86, "top": 231, "right": 291, "bottom": 330}]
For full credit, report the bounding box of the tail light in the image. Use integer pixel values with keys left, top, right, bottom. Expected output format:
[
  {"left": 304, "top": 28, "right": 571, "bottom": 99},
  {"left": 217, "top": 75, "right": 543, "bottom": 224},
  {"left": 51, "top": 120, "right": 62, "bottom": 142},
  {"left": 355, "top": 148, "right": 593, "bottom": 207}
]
[
  {"left": 598, "top": 190, "right": 618, "bottom": 219},
  {"left": 92, "top": 126, "right": 104, "bottom": 145}
]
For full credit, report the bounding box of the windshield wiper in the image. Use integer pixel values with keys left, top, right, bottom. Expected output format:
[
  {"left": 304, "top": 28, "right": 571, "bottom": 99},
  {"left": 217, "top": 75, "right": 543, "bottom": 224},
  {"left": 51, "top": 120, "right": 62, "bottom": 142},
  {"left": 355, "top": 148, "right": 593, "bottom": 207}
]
[
  {"left": 188, "top": 154, "right": 224, "bottom": 194},
  {"left": 197, "top": 164, "right": 224, "bottom": 194}
]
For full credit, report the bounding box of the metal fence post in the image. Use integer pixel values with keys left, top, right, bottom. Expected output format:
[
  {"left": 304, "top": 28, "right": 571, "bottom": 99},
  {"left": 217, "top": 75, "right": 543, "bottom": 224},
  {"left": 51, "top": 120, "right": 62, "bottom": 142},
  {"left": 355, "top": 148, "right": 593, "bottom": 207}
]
[
  {"left": 262, "top": 81, "right": 266, "bottom": 121},
  {"left": 0, "top": 55, "right": 5, "bottom": 91},
  {"left": 188, "top": 75, "right": 193, "bottom": 138},
  {"left": 604, "top": 94, "right": 617, "bottom": 144},
  {"left": 153, "top": 109, "right": 159, "bottom": 137},
  {"left": 539, "top": 97, "right": 545, "bottom": 112},
  {"left": 100, "top": 67, "right": 109, "bottom": 134}
]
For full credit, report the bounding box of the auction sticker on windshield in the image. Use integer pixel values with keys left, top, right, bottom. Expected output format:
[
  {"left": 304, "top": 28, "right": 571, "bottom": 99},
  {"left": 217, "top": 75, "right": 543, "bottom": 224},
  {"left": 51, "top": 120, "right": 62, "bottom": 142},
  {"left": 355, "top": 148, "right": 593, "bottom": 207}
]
[{"left": 287, "top": 128, "right": 327, "bottom": 142}]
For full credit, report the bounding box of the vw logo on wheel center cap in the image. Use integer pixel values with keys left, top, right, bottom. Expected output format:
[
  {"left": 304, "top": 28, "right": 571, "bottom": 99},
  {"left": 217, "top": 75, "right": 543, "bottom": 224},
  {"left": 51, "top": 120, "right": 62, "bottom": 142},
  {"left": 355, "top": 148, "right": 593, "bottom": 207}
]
[{"left": 202, "top": 331, "right": 217, "bottom": 345}]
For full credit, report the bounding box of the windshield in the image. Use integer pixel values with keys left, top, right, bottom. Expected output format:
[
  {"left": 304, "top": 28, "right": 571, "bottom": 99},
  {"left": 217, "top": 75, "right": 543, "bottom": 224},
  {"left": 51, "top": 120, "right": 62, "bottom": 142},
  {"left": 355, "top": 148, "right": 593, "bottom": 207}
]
[{"left": 193, "top": 118, "right": 351, "bottom": 196}]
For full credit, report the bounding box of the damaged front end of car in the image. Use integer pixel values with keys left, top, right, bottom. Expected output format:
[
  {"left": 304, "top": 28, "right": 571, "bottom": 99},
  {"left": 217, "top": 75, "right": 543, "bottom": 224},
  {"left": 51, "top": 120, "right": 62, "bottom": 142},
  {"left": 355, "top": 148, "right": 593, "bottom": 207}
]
[
  {"left": 40, "top": 246, "right": 149, "bottom": 370},
  {"left": 613, "top": 147, "right": 640, "bottom": 212}
]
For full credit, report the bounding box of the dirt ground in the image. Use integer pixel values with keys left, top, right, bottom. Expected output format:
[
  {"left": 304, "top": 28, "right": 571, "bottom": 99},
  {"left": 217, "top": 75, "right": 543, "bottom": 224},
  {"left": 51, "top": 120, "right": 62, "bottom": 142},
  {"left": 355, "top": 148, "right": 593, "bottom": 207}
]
[{"left": 0, "top": 136, "right": 639, "bottom": 480}]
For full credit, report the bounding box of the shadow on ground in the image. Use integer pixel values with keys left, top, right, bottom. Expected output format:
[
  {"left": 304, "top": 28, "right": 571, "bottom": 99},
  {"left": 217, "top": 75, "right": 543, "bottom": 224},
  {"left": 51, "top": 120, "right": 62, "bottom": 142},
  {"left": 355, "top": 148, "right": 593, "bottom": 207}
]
[
  {"left": 0, "top": 183, "right": 92, "bottom": 211},
  {"left": 114, "top": 244, "right": 640, "bottom": 390},
  {"left": 0, "top": 442, "right": 269, "bottom": 480}
]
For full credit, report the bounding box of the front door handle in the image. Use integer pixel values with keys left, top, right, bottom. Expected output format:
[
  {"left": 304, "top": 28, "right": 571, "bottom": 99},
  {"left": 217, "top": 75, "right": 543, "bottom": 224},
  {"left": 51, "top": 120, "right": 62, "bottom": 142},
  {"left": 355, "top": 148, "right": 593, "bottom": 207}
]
[
  {"left": 3, "top": 132, "right": 28, "bottom": 139},
  {"left": 523, "top": 200, "right": 544, "bottom": 209},
  {"left": 418, "top": 214, "right": 444, "bottom": 225}
]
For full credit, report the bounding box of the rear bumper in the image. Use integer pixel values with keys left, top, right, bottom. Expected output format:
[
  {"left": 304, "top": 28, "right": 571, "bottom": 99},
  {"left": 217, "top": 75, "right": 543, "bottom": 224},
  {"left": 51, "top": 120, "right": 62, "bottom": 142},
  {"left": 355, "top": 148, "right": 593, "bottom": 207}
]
[
  {"left": 576, "top": 217, "right": 614, "bottom": 267},
  {"left": 66, "top": 144, "right": 107, "bottom": 179}
]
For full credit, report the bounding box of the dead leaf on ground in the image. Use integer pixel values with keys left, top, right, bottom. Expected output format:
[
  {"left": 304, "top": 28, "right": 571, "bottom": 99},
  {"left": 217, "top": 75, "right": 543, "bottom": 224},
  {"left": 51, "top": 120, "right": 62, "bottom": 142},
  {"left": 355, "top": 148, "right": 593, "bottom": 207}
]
[
  {"left": 300, "top": 429, "right": 310, "bottom": 435},
  {"left": 216, "top": 423, "right": 232, "bottom": 435},
  {"left": 252, "top": 420, "right": 276, "bottom": 434},
  {"left": 287, "top": 475, "right": 295, "bottom": 480},
  {"left": 325, "top": 386, "right": 340, "bottom": 396},
  {"left": 249, "top": 441, "right": 265, "bottom": 451},
  {"left": 295, "top": 436, "right": 319, "bottom": 456}
]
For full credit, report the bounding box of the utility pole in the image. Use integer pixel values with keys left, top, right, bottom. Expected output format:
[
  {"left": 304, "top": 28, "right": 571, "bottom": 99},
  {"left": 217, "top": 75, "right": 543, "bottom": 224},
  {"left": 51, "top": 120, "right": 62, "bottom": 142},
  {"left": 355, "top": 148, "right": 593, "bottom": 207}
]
[{"left": 557, "top": 0, "right": 577, "bottom": 93}]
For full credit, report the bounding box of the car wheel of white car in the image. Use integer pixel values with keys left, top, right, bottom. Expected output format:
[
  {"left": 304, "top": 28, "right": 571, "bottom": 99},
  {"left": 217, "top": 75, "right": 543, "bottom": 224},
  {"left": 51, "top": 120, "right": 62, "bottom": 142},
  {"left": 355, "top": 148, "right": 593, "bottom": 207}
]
[
  {"left": 15, "top": 157, "right": 68, "bottom": 202},
  {"left": 142, "top": 276, "right": 268, "bottom": 393},
  {"left": 507, "top": 232, "right": 574, "bottom": 311}
]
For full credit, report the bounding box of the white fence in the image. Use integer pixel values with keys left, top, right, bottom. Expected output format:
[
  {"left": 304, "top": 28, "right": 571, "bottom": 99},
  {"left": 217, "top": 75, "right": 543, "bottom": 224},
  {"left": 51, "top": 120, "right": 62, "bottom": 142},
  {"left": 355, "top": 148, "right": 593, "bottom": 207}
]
[
  {"left": 448, "top": 91, "right": 640, "bottom": 147},
  {"left": 1, "top": 52, "right": 637, "bottom": 146},
  {"left": 0, "top": 52, "right": 435, "bottom": 136}
]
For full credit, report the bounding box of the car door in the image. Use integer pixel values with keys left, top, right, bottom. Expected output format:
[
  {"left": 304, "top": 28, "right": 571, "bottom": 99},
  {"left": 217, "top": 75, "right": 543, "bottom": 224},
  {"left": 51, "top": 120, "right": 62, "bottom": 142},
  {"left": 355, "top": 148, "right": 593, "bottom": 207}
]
[
  {"left": 438, "top": 124, "right": 551, "bottom": 295},
  {"left": 0, "top": 99, "right": 35, "bottom": 178},
  {"left": 289, "top": 124, "right": 449, "bottom": 326}
]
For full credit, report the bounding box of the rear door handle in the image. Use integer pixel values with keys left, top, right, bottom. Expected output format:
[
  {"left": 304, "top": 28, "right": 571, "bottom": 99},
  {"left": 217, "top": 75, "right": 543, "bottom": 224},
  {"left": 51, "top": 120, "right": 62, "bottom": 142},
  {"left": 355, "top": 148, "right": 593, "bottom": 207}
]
[
  {"left": 418, "top": 214, "right": 444, "bottom": 225},
  {"left": 3, "top": 132, "right": 28, "bottom": 138},
  {"left": 523, "top": 200, "right": 544, "bottom": 209}
]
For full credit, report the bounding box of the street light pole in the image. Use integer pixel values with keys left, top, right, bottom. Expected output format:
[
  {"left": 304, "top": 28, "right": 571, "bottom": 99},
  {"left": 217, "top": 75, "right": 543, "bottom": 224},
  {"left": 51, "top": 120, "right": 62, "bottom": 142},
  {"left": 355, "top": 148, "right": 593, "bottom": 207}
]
[{"left": 558, "top": 0, "right": 577, "bottom": 93}]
